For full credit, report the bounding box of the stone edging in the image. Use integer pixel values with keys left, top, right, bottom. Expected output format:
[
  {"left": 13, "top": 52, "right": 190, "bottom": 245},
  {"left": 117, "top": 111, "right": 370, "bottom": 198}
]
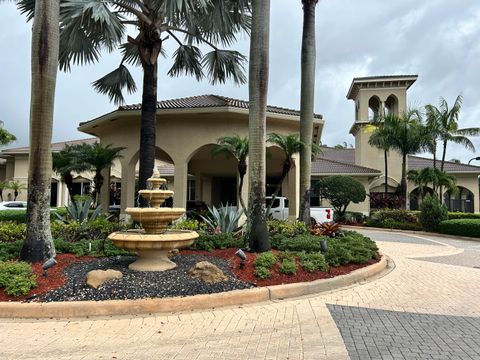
[{"left": 0, "top": 256, "right": 388, "bottom": 319}]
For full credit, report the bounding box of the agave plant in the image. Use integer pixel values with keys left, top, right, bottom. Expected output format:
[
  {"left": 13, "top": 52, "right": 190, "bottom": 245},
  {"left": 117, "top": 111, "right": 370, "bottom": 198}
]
[
  {"left": 55, "top": 198, "right": 103, "bottom": 224},
  {"left": 200, "top": 203, "right": 244, "bottom": 234}
]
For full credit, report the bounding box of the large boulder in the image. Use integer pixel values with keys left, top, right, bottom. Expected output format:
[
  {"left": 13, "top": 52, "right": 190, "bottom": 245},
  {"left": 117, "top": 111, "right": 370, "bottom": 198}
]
[
  {"left": 86, "top": 269, "right": 123, "bottom": 289},
  {"left": 188, "top": 261, "right": 228, "bottom": 284}
]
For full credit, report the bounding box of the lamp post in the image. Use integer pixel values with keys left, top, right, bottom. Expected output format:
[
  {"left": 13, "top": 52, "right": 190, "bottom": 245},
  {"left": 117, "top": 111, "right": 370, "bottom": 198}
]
[{"left": 468, "top": 156, "right": 480, "bottom": 165}]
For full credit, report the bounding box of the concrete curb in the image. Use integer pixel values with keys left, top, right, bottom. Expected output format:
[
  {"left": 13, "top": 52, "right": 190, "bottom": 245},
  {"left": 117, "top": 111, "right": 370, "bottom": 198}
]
[{"left": 0, "top": 256, "right": 388, "bottom": 319}]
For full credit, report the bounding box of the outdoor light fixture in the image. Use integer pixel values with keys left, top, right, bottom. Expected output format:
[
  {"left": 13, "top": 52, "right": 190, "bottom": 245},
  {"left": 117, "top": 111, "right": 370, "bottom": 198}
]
[
  {"left": 235, "top": 249, "right": 247, "bottom": 269},
  {"left": 42, "top": 257, "right": 57, "bottom": 277},
  {"left": 468, "top": 156, "right": 480, "bottom": 165}
]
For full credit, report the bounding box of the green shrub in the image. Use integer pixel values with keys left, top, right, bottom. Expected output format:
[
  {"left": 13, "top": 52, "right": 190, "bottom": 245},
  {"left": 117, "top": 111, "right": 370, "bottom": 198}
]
[
  {"left": 279, "top": 250, "right": 296, "bottom": 261},
  {"left": 419, "top": 195, "right": 448, "bottom": 232},
  {"left": 54, "top": 238, "right": 131, "bottom": 257},
  {"left": 51, "top": 219, "right": 127, "bottom": 243},
  {"left": 0, "top": 261, "right": 37, "bottom": 296},
  {"left": 324, "top": 242, "right": 352, "bottom": 266},
  {"left": 267, "top": 219, "right": 309, "bottom": 236},
  {"left": 279, "top": 258, "right": 297, "bottom": 275},
  {"left": 275, "top": 234, "right": 328, "bottom": 253},
  {"left": 343, "top": 212, "right": 365, "bottom": 225},
  {"left": 438, "top": 219, "right": 480, "bottom": 238},
  {"left": 324, "top": 232, "right": 378, "bottom": 266},
  {"left": 298, "top": 252, "right": 329, "bottom": 272},
  {"left": 448, "top": 212, "right": 480, "bottom": 220},
  {"left": 188, "top": 233, "right": 244, "bottom": 251},
  {"left": 0, "top": 211, "right": 27, "bottom": 223},
  {"left": 253, "top": 252, "right": 277, "bottom": 269},
  {"left": 171, "top": 219, "right": 208, "bottom": 231},
  {"left": 253, "top": 266, "right": 272, "bottom": 279},
  {"left": 0, "top": 241, "right": 22, "bottom": 261},
  {"left": 0, "top": 222, "right": 26, "bottom": 243},
  {"left": 370, "top": 209, "right": 419, "bottom": 223}
]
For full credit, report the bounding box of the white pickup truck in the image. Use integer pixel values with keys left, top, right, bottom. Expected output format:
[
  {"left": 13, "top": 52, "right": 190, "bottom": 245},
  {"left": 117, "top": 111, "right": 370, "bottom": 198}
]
[{"left": 266, "top": 196, "right": 334, "bottom": 224}]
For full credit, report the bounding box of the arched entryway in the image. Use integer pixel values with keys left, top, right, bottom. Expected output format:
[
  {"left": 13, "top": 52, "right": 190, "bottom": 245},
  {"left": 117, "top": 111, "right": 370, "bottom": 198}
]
[
  {"left": 409, "top": 187, "right": 434, "bottom": 211},
  {"left": 444, "top": 186, "right": 475, "bottom": 213}
]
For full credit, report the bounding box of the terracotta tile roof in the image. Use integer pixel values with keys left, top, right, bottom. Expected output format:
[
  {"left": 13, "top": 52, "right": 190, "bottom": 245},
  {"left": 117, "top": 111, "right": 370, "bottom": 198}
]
[
  {"left": 408, "top": 155, "right": 480, "bottom": 173},
  {"left": 118, "top": 94, "right": 323, "bottom": 119},
  {"left": 320, "top": 146, "right": 355, "bottom": 163},
  {"left": 312, "top": 157, "right": 380, "bottom": 175},
  {"left": 1, "top": 138, "right": 97, "bottom": 155}
]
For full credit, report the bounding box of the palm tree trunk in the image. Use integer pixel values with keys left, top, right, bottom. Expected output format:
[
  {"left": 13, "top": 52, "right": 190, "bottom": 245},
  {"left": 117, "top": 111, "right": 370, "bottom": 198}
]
[
  {"left": 64, "top": 172, "right": 74, "bottom": 202},
  {"left": 401, "top": 154, "right": 407, "bottom": 210},
  {"left": 237, "top": 160, "right": 247, "bottom": 213},
  {"left": 20, "top": 0, "right": 58, "bottom": 262},
  {"left": 384, "top": 150, "right": 388, "bottom": 201},
  {"left": 439, "top": 140, "right": 448, "bottom": 202},
  {"left": 299, "top": 0, "right": 317, "bottom": 224},
  {"left": 138, "top": 62, "right": 158, "bottom": 207},
  {"left": 94, "top": 171, "right": 104, "bottom": 206},
  {"left": 247, "top": 0, "right": 270, "bottom": 252}
]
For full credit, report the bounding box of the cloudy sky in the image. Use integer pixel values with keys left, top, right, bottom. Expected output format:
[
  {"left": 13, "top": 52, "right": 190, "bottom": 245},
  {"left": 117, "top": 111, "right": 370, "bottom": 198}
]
[{"left": 1, "top": 0, "right": 480, "bottom": 164}]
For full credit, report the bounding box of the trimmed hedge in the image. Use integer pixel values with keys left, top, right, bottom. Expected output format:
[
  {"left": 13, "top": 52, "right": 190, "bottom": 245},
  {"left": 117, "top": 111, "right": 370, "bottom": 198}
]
[
  {"left": 0, "top": 208, "right": 68, "bottom": 223},
  {"left": 448, "top": 212, "right": 480, "bottom": 220},
  {"left": 438, "top": 219, "right": 480, "bottom": 238}
]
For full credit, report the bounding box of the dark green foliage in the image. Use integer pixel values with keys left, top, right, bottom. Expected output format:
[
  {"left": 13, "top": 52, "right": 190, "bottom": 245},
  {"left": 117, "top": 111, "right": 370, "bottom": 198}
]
[
  {"left": 438, "top": 219, "right": 480, "bottom": 238},
  {"left": 253, "top": 251, "right": 277, "bottom": 269},
  {"left": 51, "top": 219, "right": 126, "bottom": 243},
  {"left": 343, "top": 212, "right": 365, "bottom": 225},
  {"left": 316, "top": 176, "right": 366, "bottom": 219},
  {"left": 0, "top": 241, "right": 23, "bottom": 261},
  {"left": 275, "top": 234, "right": 328, "bottom": 253},
  {"left": 188, "top": 233, "right": 244, "bottom": 251},
  {"left": 54, "top": 238, "right": 131, "bottom": 257},
  {"left": 0, "top": 222, "right": 26, "bottom": 243},
  {"left": 171, "top": 219, "right": 209, "bottom": 231},
  {"left": 0, "top": 209, "right": 68, "bottom": 223},
  {"left": 419, "top": 194, "right": 448, "bottom": 231},
  {"left": 298, "top": 252, "right": 329, "bottom": 272},
  {"left": 366, "top": 209, "right": 423, "bottom": 231},
  {"left": 448, "top": 212, "right": 480, "bottom": 220},
  {"left": 324, "top": 233, "right": 378, "bottom": 266},
  {"left": 253, "top": 266, "right": 272, "bottom": 279},
  {"left": 0, "top": 261, "right": 37, "bottom": 296},
  {"left": 267, "top": 219, "right": 309, "bottom": 236},
  {"left": 269, "top": 233, "right": 289, "bottom": 249},
  {"left": 279, "top": 258, "right": 297, "bottom": 275}
]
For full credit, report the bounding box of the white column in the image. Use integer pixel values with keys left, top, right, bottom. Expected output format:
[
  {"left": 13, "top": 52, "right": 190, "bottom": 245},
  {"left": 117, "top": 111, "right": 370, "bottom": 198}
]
[
  {"left": 100, "top": 167, "right": 111, "bottom": 212},
  {"left": 173, "top": 159, "right": 188, "bottom": 209},
  {"left": 120, "top": 159, "right": 135, "bottom": 212}
]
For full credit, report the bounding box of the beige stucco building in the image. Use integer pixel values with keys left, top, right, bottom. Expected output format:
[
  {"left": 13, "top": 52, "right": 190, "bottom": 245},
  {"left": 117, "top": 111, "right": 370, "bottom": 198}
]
[{"left": 1, "top": 75, "right": 479, "bottom": 215}]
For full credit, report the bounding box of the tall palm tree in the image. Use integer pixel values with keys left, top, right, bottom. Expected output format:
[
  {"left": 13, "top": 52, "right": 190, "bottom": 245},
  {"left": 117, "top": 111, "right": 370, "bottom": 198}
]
[
  {"left": 247, "top": 0, "right": 270, "bottom": 253},
  {"left": 9, "top": 0, "right": 59, "bottom": 262},
  {"left": 7, "top": 181, "right": 27, "bottom": 201},
  {"left": 408, "top": 167, "right": 457, "bottom": 203},
  {"left": 76, "top": 143, "right": 125, "bottom": 206},
  {"left": 0, "top": 181, "right": 6, "bottom": 202},
  {"left": 51, "top": 0, "right": 249, "bottom": 206},
  {"left": 0, "top": 121, "right": 16, "bottom": 147},
  {"left": 299, "top": 0, "right": 319, "bottom": 224},
  {"left": 368, "top": 113, "right": 397, "bottom": 198},
  {"left": 52, "top": 144, "right": 90, "bottom": 202},
  {"left": 212, "top": 135, "right": 248, "bottom": 213},
  {"left": 388, "top": 109, "right": 425, "bottom": 209}
]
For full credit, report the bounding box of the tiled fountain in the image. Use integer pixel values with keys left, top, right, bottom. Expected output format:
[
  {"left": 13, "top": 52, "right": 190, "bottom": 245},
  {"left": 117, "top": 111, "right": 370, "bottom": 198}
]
[{"left": 108, "top": 169, "right": 198, "bottom": 271}]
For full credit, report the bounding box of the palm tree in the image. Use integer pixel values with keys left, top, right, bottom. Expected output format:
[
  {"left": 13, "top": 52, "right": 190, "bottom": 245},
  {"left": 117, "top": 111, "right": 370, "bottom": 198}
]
[
  {"left": 10, "top": 0, "right": 59, "bottom": 262},
  {"left": 408, "top": 167, "right": 457, "bottom": 203},
  {"left": 0, "top": 181, "right": 6, "bottom": 202},
  {"left": 388, "top": 109, "right": 425, "bottom": 209},
  {"left": 49, "top": 0, "right": 250, "bottom": 206},
  {"left": 0, "top": 121, "right": 16, "bottom": 147},
  {"left": 52, "top": 144, "right": 90, "bottom": 202},
  {"left": 212, "top": 136, "right": 249, "bottom": 213},
  {"left": 299, "top": 0, "right": 319, "bottom": 224},
  {"left": 368, "top": 113, "right": 397, "bottom": 198},
  {"left": 76, "top": 143, "right": 125, "bottom": 206},
  {"left": 7, "top": 180, "right": 27, "bottom": 201},
  {"left": 247, "top": 0, "right": 270, "bottom": 253}
]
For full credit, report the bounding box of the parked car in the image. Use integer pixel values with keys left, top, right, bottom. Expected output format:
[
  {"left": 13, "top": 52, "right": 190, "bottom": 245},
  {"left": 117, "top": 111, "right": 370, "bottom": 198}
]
[
  {"left": 266, "top": 196, "right": 334, "bottom": 224},
  {"left": 0, "top": 201, "right": 28, "bottom": 210}
]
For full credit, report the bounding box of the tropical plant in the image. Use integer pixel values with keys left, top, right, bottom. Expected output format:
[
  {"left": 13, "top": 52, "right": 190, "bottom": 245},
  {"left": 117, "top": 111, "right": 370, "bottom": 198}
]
[
  {"left": 212, "top": 135, "right": 248, "bottom": 212},
  {"left": 419, "top": 194, "right": 448, "bottom": 232},
  {"left": 408, "top": 167, "right": 457, "bottom": 202},
  {"left": 6, "top": 181, "right": 26, "bottom": 201},
  {"left": 316, "top": 175, "right": 366, "bottom": 219},
  {"left": 247, "top": 0, "right": 270, "bottom": 252},
  {"left": 299, "top": 0, "right": 319, "bottom": 225},
  {"left": 52, "top": 144, "right": 90, "bottom": 202},
  {"left": 55, "top": 198, "right": 103, "bottom": 224},
  {"left": 44, "top": 0, "right": 250, "bottom": 206},
  {"left": 5, "top": 0, "right": 59, "bottom": 262},
  {"left": 387, "top": 109, "right": 425, "bottom": 209},
  {"left": 311, "top": 222, "right": 340, "bottom": 237},
  {"left": 0, "top": 181, "right": 6, "bottom": 202},
  {"left": 0, "top": 121, "right": 16, "bottom": 147},
  {"left": 74, "top": 143, "right": 124, "bottom": 205},
  {"left": 199, "top": 204, "right": 244, "bottom": 234}
]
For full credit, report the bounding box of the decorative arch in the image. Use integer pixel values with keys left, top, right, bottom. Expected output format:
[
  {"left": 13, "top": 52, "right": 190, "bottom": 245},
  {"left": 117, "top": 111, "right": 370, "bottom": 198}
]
[
  {"left": 369, "top": 176, "right": 399, "bottom": 192},
  {"left": 409, "top": 186, "right": 434, "bottom": 211},
  {"left": 444, "top": 186, "right": 475, "bottom": 213},
  {"left": 385, "top": 94, "right": 399, "bottom": 116},
  {"left": 368, "top": 95, "right": 381, "bottom": 120}
]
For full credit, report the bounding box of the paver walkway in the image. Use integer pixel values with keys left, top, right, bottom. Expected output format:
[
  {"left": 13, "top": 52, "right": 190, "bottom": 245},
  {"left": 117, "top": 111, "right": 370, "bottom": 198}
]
[{"left": 1, "top": 229, "right": 479, "bottom": 360}]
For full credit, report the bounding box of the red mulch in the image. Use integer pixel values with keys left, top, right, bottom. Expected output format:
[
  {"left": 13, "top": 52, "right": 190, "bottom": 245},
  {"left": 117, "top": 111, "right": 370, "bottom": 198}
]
[
  {"left": 181, "top": 248, "right": 379, "bottom": 287},
  {"left": 0, "top": 254, "right": 93, "bottom": 302},
  {"left": 1, "top": 250, "right": 379, "bottom": 302}
]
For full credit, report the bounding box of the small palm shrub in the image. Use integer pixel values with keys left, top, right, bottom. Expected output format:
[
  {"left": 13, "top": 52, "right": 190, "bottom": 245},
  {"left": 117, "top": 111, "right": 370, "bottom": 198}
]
[
  {"left": 419, "top": 195, "right": 448, "bottom": 232},
  {"left": 0, "top": 261, "right": 37, "bottom": 296},
  {"left": 253, "top": 252, "right": 277, "bottom": 269},
  {"left": 200, "top": 204, "right": 243, "bottom": 234}
]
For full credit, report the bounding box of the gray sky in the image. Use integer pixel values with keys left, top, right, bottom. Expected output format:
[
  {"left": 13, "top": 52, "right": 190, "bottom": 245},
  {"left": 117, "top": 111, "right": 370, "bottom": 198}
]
[{"left": 1, "top": 0, "right": 480, "bottom": 164}]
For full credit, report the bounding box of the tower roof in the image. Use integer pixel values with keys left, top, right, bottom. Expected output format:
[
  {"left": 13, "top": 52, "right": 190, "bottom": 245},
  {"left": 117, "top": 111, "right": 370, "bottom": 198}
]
[{"left": 346, "top": 75, "right": 418, "bottom": 100}]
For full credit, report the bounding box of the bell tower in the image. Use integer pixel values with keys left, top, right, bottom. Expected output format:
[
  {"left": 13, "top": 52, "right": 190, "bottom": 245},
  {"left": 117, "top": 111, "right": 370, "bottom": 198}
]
[{"left": 346, "top": 75, "right": 418, "bottom": 184}]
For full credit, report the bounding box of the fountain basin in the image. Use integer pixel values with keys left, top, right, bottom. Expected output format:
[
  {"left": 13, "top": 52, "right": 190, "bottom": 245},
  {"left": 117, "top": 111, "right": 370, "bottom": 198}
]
[
  {"left": 108, "top": 229, "right": 199, "bottom": 271},
  {"left": 138, "top": 190, "right": 173, "bottom": 208},
  {"left": 125, "top": 207, "right": 186, "bottom": 233}
]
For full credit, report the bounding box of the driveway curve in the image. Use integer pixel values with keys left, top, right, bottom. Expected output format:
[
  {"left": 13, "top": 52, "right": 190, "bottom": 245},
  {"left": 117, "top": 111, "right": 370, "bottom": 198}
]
[{"left": 1, "top": 229, "right": 479, "bottom": 360}]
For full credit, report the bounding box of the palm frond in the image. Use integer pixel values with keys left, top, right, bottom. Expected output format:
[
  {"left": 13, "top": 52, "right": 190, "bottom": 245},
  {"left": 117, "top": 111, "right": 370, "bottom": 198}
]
[
  {"left": 92, "top": 65, "right": 137, "bottom": 105},
  {"left": 168, "top": 45, "right": 204, "bottom": 81},
  {"left": 202, "top": 50, "right": 247, "bottom": 85}
]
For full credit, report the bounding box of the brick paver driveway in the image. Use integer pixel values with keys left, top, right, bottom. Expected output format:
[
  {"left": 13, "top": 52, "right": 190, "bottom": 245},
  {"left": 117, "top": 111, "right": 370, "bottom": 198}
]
[{"left": 1, "top": 229, "right": 479, "bottom": 360}]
